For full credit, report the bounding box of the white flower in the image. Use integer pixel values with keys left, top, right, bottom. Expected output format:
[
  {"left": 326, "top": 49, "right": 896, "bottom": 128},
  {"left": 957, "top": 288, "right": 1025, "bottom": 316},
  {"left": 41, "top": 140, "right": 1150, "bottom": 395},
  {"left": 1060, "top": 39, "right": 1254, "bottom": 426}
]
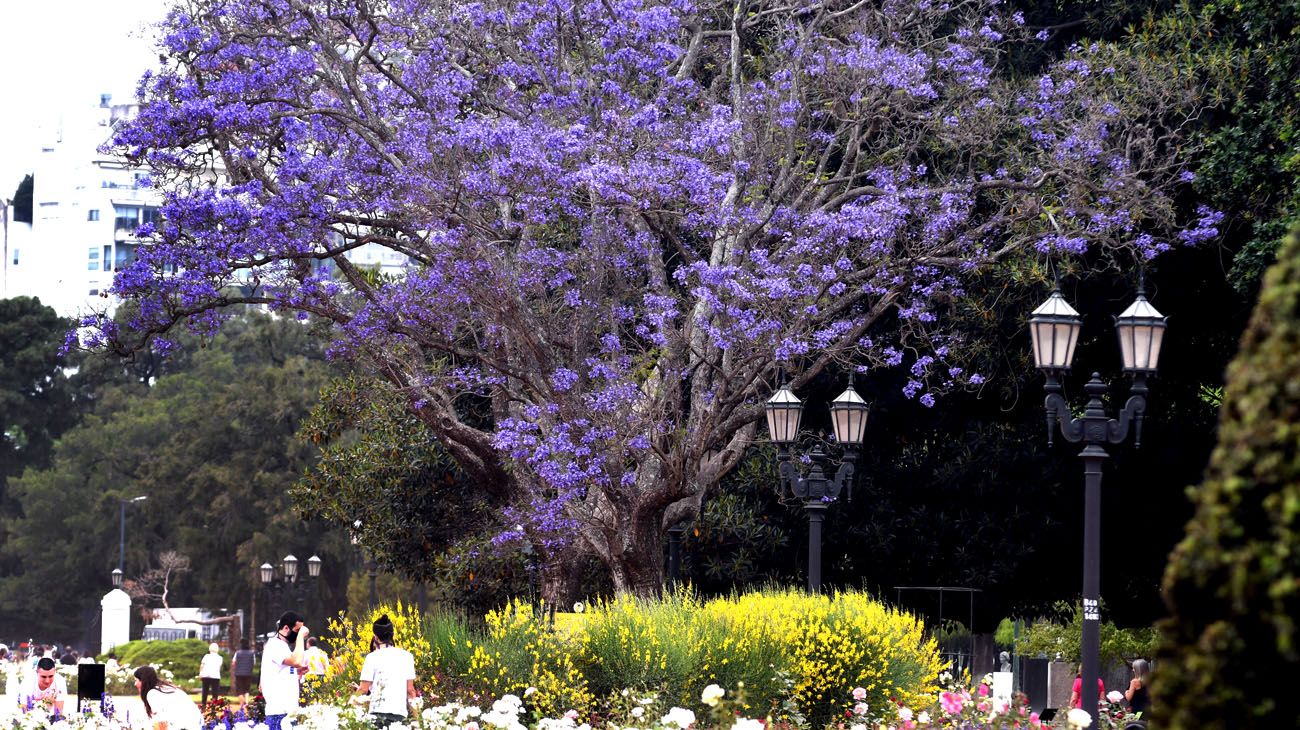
[
  {"left": 897, "top": 707, "right": 913, "bottom": 721},
  {"left": 466, "top": 723, "right": 480, "bottom": 730},
  {"left": 525, "top": 687, "right": 538, "bottom": 698},
  {"left": 573, "top": 602, "right": 585, "bottom": 614},
  {"left": 700, "top": 684, "right": 725, "bottom": 707},
  {"left": 660, "top": 707, "right": 696, "bottom": 728},
  {"left": 917, "top": 711, "right": 930, "bottom": 724},
  {"left": 1066, "top": 708, "right": 1093, "bottom": 729},
  {"left": 732, "top": 719, "right": 763, "bottom": 730},
  {"left": 1106, "top": 691, "right": 1124, "bottom": 704},
  {"left": 849, "top": 725, "right": 867, "bottom": 730},
  {"left": 853, "top": 703, "right": 868, "bottom": 716},
  {"left": 565, "top": 710, "right": 580, "bottom": 721},
  {"left": 631, "top": 708, "right": 645, "bottom": 719}
]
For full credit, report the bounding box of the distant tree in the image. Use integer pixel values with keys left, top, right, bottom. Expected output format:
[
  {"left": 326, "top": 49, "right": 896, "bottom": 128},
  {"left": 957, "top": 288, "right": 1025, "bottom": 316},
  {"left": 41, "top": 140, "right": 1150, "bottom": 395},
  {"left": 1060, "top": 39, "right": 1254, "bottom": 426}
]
[
  {"left": 10, "top": 175, "right": 32, "bottom": 224},
  {"left": 1155, "top": 223, "right": 1300, "bottom": 728},
  {"left": 0, "top": 314, "right": 350, "bottom": 640}
]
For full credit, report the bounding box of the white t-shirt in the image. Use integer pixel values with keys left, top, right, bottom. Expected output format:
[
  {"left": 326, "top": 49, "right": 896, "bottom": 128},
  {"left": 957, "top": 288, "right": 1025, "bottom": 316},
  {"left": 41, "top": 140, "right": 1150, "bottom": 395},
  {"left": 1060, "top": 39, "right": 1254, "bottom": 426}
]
[
  {"left": 199, "top": 653, "right": 223, "bottom": 679},
  {"left": 359, "top": 646, "right": 416, "bottom": 717},
  {"left": 146, "top": 686, "right": 203, "bottom": 730},
  {"left": 260, "top": 637, "right": 300, "bottom": 715},
  {"left": 20, "top": 673, "right": 68, "bottom": 709}
]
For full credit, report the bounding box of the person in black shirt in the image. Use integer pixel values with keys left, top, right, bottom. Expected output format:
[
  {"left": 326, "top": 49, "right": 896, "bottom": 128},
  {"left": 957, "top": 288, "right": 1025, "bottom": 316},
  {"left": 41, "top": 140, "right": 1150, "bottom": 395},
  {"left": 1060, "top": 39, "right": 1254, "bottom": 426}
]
[
  {"left": 230, "top": 639, "right": 257, "bottom": 705},
  {"left": 1125, "top": 659, "right": 1152, "bottom": 715}
]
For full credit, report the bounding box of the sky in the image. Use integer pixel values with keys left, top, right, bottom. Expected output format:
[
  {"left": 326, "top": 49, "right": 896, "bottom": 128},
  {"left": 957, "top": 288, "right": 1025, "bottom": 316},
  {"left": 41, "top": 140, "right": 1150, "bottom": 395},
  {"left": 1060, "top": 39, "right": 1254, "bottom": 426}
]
[{"left": 0, "top": 0, "right": 170, "bottom": 195}]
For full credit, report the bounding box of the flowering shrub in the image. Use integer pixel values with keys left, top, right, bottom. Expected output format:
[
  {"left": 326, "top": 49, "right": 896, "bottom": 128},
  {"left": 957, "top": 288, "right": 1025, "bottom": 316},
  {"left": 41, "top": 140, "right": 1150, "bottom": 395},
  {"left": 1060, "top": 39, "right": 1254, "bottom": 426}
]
[{"left": 307, "top": 602, "right": 436, "bottom": 706}]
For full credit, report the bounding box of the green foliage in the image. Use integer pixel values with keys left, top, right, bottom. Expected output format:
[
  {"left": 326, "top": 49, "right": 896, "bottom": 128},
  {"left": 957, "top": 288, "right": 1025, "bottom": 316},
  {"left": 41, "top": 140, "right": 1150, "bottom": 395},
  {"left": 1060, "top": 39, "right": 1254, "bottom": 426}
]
[
  {"left": 103, "top": 639, "right": 218, "bottom": 680},
  {"left": 1015, "top": 602, "right": 1157, "bottom": 665},
  {"left": 11, "top": 174, "right": 32, "bottom": 223},
  {"left": 994, "top": 618, "right": 1017, "bottom": 648},
  {"left": 0, "top": 313, "right": 351, "bottom": 639},
  {"left": 1155, "top": 223, "right": 1300, "bottom": 728}
]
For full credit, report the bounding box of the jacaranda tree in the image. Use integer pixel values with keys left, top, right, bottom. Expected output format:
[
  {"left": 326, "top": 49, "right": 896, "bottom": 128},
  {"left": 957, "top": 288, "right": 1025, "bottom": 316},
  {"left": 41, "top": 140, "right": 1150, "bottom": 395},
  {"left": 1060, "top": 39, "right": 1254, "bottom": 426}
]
[{"left": 93, "top": 0, "right": 1217, "bottom": 598}]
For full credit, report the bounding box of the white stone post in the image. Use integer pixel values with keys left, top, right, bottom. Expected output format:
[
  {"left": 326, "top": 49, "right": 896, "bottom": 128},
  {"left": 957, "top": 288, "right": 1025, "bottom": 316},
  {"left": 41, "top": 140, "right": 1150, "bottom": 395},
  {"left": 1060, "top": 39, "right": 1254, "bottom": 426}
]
[{"left": 100, "top": 589, "right": 132, "bottom": 654}]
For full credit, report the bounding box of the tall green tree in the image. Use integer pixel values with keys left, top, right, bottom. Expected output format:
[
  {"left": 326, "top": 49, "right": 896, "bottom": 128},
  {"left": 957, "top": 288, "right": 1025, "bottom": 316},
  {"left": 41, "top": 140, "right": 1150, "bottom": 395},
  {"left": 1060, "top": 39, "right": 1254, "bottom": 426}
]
[
  {"left": 1155, "top": 223, "right": 1300, "bottom": 728},
  {"left": 0, "top": 314, "right": 351, "bottom": 640},
  {"left": 10, "top": 175, "right": 33, "bottom": 224}
]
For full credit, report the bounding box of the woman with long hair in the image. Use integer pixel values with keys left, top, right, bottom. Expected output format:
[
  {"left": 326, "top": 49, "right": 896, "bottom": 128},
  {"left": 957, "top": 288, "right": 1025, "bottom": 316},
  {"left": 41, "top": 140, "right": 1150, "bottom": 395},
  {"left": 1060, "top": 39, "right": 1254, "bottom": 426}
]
[
  {"left": 134, "top": 666, "right": 203, "bottom": 730},
  {"left": 1125, "top": 659, "right": 1152, "bottom": 715}
]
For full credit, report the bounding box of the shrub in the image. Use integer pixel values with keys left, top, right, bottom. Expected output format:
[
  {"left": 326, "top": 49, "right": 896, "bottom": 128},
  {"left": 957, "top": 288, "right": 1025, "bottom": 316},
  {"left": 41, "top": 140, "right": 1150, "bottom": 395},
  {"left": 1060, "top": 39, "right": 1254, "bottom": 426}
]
[
  {"left": 98, "top": 639, "right": 215, "bottom": 684},
  {"left": 1015, "top": 602, "right": 1157, "bottom": 665},
  {"left": 700, "top": 588, "right": 943, "bottom": 725},
  {"left": 461, "top": 600, "right": 594, "bottom": 717},
  {"left": 1155, "top": 223, "right": 1300, "bottom": 727},
  {"left": 307, "top": 602, "right": 436, "bottom": 706}
]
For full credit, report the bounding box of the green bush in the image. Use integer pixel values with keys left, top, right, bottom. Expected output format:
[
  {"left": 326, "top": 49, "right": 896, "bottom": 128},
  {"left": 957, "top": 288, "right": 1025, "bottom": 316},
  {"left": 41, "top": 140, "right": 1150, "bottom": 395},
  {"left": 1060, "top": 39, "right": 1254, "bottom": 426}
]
[
  {"left": 99, "top": 639, "right": 221, "bottom": 685},
  {"left": 1155, "top": 223, "right": 1300, "bottom": 728},
  {"left": 1015, "top": 602, "right": 1156, "bottom": 665}
]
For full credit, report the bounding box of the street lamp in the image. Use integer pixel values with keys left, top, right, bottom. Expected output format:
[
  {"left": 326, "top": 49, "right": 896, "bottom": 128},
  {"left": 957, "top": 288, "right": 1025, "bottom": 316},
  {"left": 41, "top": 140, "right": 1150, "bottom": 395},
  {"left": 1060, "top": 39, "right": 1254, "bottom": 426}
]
[
  {"left": 110, "top": 568, "right": 123, "bottom": 589},
  {"left": 259, "top": 554, "right": 322, "bottom": 632},
  {"left": 117, "top": 495, "right": 148, "bottom": 574},
  {"left": 765, "top": 373, "right": 868, "bottom": 593},
  {"left": 1029, "top": 282, "right": 1165, "bottom": 726}
]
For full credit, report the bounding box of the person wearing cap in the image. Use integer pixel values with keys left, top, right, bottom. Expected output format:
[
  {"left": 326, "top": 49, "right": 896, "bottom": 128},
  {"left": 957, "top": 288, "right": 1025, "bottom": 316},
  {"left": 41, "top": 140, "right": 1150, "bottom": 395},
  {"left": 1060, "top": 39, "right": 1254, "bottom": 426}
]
[
  {"left": 261, "top": 611, "right": 309, "bottom": 729},
  {"left": 199, "top": 642, "right": 224, "bottom": 706},
  {"left": 353, "top": 615, "right": 417, "bottom": 728}
]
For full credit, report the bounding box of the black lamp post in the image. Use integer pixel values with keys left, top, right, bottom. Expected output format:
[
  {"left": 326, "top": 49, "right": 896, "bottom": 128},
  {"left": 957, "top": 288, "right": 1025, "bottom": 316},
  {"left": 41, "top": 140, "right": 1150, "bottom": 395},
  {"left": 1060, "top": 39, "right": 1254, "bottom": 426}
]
[
  {"left": 1029, "top": 283, "right": 1166, "bottom": 726},
  {"left": 765, "top": 374, "right": 869, "bottom": 593},
  {"left": 259, "top": 553, "right": 322, "bottom": 632},
  {"left": 110, "top": 568, "right": 123, "bottom": 589}
]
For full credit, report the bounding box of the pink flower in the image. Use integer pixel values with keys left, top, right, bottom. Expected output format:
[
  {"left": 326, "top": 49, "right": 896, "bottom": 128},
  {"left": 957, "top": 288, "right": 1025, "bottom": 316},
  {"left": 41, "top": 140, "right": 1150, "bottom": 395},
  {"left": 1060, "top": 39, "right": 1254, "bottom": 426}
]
[
  {"left": 1029, "top": 712, "right": 1040, "bottom": 726},
  {"left": 939, "top": 692, "right": 964, "bottom": 715},
  {"left": 977, "top": 684, "right": 990, "bottom": 697},
  {"left": 852, "top": 687, "right": 867, "bottom": 701},
  {"left": 565, "top": 710, "right": 580, "bottom": 720},
  {"left": 853, "top": 703, "right": 868, "bottom": 716}
]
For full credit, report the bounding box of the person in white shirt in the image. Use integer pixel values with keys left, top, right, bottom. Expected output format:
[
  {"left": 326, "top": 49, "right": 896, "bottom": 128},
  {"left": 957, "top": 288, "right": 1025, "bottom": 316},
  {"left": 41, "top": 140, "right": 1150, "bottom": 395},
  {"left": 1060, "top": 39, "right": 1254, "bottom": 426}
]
[
  {"left": 198, "top": 643, "right": 224, "bottom": 706},
  {"left": 21, "top": 658, "right": 68, "bottom": 714},
  {"left": 134, "top": 665, "right": 203, "bottom": 730},
  {"left": 354, "top": 615, "right": 418, "bottom": 728},
  {"left": 261, "top": 611, "right": 309, "bottom": 729}
]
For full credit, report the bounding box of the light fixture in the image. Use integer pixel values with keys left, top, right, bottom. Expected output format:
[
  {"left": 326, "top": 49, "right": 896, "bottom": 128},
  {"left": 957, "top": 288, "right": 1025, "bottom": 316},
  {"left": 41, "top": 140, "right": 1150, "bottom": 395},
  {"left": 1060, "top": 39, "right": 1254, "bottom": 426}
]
[
  {"left": 829, "top": 374, "right": 869, "bottom": 446},
  {"left": 111, "top": 568, "right": 123, "bottom": 588},
  {"left": 1029, "top": 288, "right": 1083, "bottom": 372},
  {"left": 259, "top": 562, "right": 274, "bottom": 584},
  {"left": 282, "top": 554, "right": 298, "bottom": 580},
  {"left": 1115, "top": 289, "right": 1167, "bottom": 374},
  {"left": 765, "top": 380, "right": 804, "bottom": 444},
  {"left": 307, "top": 555, "right": 322, "bottom": 579}
]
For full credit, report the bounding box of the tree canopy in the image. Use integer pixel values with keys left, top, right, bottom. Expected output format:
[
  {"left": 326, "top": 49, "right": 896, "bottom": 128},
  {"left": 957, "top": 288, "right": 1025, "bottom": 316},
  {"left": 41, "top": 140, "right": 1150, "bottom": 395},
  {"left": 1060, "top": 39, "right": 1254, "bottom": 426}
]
[
  {"left": 91, "top": 0, "right": 1217, "bottom": 598},
  {"left": 0, "top": 313, "right": 351, "bottom": 641}
]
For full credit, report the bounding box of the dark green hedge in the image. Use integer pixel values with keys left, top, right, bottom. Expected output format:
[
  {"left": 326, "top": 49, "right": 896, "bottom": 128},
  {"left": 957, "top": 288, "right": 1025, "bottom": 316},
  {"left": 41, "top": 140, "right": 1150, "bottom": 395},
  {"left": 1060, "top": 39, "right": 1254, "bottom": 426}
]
[
  {"left": 1155, "top": 223, "right": 1300, "bottom": 728},
  {"left": 98, "top": 639, "right": 222, "bottom": 681}
]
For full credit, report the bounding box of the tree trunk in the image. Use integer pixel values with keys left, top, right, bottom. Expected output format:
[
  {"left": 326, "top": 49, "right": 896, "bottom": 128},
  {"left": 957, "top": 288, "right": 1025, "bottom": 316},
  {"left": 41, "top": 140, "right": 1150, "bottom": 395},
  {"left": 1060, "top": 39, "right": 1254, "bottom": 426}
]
[
  {"left": 539, "top": 548, "right": 583, "bottom": 608},
  {"left": 608, "top": 517, "right": 666, "bottom": 598}
]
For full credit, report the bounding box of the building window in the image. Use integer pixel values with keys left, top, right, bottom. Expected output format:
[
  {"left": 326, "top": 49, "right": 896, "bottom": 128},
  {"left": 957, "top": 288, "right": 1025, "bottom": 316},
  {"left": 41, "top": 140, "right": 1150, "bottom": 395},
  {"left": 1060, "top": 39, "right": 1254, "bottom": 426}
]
[
  {"left": 87, "top": 209, "right": 100, "bottom": 221},
  {"left": 11, "top": 249, "right": 17, "bottom": 266},
  {"left": 87, "top": 247, "right": 100, "bottom": 271},
  {"left": 89, "top": 289, "right": 99, "bottom": 296},
  {"left": 103, "top": 245, "right": 113, "bottom": 272},
  {"left": 114, "top": 205, "right": 139, "bottom": 233}
]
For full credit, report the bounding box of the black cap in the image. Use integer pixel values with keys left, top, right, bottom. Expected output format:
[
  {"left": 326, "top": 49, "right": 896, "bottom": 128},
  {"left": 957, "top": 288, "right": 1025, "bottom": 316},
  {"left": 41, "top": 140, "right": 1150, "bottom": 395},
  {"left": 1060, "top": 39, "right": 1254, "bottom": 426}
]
[{"left": 277, "top": 611, "right": 303, "bottom": 629}]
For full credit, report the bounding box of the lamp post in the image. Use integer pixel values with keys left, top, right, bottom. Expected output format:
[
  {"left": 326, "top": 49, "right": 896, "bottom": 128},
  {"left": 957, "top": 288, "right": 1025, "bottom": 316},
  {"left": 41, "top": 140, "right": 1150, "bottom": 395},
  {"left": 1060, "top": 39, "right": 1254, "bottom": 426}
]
[
  {"left": 117, "top": 495, "right": 147, "bottom": 574},
  {"left": 110, "top": 568, "right": 123, "bottom": 589},
  {"left": 259, "top": 554, "right": 322, "bottom": 632},
  {"left": 765, "top": 374, "right": 869, "bottom": 593},
  {"left": 1029, "top": 283, "right": 1166, "bottom": 726}
]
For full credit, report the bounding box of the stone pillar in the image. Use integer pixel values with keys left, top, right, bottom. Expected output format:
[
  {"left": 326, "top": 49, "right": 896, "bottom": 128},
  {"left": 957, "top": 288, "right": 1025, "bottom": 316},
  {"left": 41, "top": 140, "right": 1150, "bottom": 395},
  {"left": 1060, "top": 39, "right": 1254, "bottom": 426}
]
[{"left": 100, "top": 589, "right": 132, "bottom": 654}]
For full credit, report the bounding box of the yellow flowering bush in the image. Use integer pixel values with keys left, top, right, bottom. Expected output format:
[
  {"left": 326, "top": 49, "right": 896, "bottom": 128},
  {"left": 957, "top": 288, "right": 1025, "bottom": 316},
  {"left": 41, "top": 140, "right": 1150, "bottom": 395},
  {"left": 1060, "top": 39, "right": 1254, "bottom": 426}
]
[
  {"left": 579, "top": 587, "right": 942, "bottom": 725},
  {"left": 700, "top": 588, "right": 944, "bottom": 724},
  {"left": 458, "top": 599, "right": 594, "bottom": 716},
  {"left": 305, "top": 601, "right": 438, "bottom": 705}
]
